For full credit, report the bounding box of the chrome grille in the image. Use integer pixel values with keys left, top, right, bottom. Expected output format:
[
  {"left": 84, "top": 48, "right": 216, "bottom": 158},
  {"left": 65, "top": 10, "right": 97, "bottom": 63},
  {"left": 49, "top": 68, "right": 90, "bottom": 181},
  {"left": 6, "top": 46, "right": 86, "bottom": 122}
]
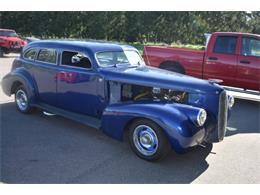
[
  {"left": 9, "top": 41, "right": 20, "bottom": 47},
  {"left": 218, "top": 90, "right": 228, "bottom": 141}
]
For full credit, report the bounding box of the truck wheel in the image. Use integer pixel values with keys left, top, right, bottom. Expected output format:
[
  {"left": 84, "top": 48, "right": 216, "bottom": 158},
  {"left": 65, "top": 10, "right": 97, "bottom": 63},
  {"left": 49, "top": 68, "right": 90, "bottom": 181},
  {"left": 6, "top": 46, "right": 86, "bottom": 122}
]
[
  {"left": 160, "top": 62, "right": 185, "bottom": 74},
  {"left": 128, "top": 119, "right": 171, "bottom": 161},
  {"left": 0, "top": 48, "right": 4, "bottom": 57},
  {"left": 15, "top": 85, "right": 34, "bottom": 114},
  {"left": 166, "top": 66, "right": 185, "bottom": 74}
]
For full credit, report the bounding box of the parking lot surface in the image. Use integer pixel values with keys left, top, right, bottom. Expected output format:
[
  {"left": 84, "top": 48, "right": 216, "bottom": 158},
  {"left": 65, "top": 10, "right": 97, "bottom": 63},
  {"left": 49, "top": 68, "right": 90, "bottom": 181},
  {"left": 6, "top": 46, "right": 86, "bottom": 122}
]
[{"left": 0, "top": 55, "right": 260, "bottom": 183}]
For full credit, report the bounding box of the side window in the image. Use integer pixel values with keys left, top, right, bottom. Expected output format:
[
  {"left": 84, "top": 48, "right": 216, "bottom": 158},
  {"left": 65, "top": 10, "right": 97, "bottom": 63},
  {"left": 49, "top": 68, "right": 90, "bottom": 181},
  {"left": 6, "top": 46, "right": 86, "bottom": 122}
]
[
  {"left": 24, "top": 48, "right": 37, "bottom": 60},
  {"left": 61, "top": 51, "right": 92, "bottom": 69},
  {"left": 241, "top": 37, "right": 260, "bottom": 57},
  {"left": 213, "top": 36, "right": 237, "bottom": 54},
  {"left": 37, "top": 48, "right": 57, "bottom": 64}
]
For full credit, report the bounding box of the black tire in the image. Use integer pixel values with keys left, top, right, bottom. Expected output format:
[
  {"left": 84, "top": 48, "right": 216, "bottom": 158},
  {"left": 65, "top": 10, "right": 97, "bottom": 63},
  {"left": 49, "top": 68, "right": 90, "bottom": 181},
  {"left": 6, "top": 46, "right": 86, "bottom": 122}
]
[
  {"left": 15, "top": 85, "right": 34, "bottom": 114},
  {"left": 160, "top": 62, "right": 185, "bottom": 74},
  {"left": 166, "top": 66, "right": 184, "bottom": 74},
  {"left": 0, "top": 48, "right": 4, "bottom": 57},
  {"left": 128, "top": 118, "right": 171, "bottom": 161}
]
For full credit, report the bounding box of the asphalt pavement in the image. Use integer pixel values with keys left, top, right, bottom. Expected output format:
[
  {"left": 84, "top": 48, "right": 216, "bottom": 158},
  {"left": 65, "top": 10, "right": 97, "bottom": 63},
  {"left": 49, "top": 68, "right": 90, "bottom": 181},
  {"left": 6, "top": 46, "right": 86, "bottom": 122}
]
[{"left": 0, "top": 54, "right": 259, "bottom": 183}]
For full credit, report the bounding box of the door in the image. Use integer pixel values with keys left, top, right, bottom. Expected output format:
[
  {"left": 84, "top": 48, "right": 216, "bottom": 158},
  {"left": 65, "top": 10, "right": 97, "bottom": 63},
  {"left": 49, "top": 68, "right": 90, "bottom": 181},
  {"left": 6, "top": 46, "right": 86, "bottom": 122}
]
[
  {"left": 33, "top": 48, "right": 58, "bottom": 106},
  {"left": 203, "top": 35, "right": 238, "bottom": 86},
  {"left": 237, "top": 36, "right": 260, "bottom": 91},
  {"left": 57, "top": 50, "right": 105, "bottom": 117}
]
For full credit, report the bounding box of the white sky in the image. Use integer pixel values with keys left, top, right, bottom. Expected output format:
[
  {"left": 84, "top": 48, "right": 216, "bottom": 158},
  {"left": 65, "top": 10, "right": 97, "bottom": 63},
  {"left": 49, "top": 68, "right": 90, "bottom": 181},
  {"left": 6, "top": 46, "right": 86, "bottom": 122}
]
[{"left": 0, "top": 0, "right": 259, "bottom": 11}]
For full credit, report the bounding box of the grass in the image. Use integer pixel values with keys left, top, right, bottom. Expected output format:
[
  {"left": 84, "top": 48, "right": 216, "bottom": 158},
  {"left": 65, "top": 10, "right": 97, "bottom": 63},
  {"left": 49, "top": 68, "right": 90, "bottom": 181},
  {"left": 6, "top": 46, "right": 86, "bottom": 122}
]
[
  {"left": 26, "top": 35, "right": 205, "bottom": 55},
  {"left": 130, "top": 42, "right": 205, "bottom": 55}
]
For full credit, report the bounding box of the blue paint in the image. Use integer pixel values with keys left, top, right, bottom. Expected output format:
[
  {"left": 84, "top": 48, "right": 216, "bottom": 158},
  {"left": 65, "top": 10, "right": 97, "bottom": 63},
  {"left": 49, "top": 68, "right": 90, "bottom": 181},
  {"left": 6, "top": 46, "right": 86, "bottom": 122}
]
[{"left": 1, "top": 40, "right": 232, "bottom": 152}]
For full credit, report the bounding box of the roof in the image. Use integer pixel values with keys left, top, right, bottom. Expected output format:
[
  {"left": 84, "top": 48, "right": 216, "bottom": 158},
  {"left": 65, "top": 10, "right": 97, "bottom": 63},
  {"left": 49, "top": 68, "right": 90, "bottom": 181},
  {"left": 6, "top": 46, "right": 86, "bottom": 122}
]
[
  {"left": 25, "top": 40, "right": 136, "bottom": 53},
  {"left": 213, "top": 32, "right": 260, "bottom": 38},
  {"left": 0, "top": 28, "right": 15, "bottom": 32}
]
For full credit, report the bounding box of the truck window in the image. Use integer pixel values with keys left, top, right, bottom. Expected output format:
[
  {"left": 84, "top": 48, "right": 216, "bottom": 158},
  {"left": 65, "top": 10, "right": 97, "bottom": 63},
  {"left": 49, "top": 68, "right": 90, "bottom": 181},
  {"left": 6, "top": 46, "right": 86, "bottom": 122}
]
[
  {"left": 24, "top": 48, "right": 37, "bottom": 60},
  {"left": 213, "top": 36, "right": 237, "bottom": 54},
  {"left": 241, "top": 37, "right": 260, "bottom": 57},
  {"left": 61, "top": 51, "right": 92, "bottom": 69},
  {"left": 37, "top": 48, "right": 57, "bottom": 64}
]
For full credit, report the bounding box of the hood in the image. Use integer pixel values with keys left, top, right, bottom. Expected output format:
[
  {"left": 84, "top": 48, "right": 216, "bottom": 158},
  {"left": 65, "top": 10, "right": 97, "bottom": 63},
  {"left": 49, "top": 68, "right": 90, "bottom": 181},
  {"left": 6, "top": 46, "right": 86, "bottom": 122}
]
[
  {"left": 99, "top": 65, "right": 223, "bottom": 94},
  {"left": 0, "top": 36, "right": 25, "bottom": 43}
]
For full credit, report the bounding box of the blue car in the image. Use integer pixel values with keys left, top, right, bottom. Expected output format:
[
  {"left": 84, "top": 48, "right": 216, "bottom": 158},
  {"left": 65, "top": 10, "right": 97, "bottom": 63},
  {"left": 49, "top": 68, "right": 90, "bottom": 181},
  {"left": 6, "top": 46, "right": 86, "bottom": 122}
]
[{"left": 1, "top": 40, "right": 234, "bottom": 161}]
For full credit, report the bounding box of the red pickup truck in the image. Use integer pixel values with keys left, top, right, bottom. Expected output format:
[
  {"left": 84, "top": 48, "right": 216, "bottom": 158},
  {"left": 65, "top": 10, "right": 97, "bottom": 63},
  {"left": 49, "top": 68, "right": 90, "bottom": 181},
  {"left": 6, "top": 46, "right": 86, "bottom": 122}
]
[
  {"left": 143, "top": 32, "right": 260, "bottom": 91},
  {"left": 0, "top": 28, "right": 27, "bottom": 57}
]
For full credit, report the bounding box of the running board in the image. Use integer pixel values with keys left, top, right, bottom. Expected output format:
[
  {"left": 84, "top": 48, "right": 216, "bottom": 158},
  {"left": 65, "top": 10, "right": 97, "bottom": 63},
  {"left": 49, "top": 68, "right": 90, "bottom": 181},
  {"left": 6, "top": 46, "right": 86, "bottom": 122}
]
[{"left": 33, "top": 103, "right": 101, "bottom": 129}]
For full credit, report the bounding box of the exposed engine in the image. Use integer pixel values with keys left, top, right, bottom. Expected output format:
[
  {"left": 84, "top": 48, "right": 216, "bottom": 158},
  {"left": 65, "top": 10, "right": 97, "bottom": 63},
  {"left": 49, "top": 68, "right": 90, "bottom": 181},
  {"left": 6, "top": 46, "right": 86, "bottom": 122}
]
[{"left": 121, "top": 84, "right": 188, "bottom": 103}]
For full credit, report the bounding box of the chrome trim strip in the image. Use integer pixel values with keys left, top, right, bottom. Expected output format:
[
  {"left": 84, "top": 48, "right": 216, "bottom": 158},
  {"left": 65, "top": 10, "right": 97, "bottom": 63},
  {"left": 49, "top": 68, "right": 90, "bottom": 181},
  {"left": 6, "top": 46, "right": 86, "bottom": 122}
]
[{"left": 218, "top": 90, "right": 228, "bottom": 141}]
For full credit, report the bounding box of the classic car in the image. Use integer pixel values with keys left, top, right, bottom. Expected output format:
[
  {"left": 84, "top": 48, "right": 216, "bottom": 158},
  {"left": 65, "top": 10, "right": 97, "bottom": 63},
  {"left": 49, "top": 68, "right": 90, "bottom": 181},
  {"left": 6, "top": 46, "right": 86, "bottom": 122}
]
[{"left": 1, "top": 40, "right": 234, "bottom": 161}]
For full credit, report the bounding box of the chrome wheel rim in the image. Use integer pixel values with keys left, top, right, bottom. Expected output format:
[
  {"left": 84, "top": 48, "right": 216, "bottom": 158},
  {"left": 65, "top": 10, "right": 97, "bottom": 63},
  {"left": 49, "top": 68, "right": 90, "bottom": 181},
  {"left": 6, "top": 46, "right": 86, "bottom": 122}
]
[
  {"left": 133, "top": 125, "right": 158, "bottom": 156},
  {"left": 16, "top": 89, "right": 28, "bottom": 111}
]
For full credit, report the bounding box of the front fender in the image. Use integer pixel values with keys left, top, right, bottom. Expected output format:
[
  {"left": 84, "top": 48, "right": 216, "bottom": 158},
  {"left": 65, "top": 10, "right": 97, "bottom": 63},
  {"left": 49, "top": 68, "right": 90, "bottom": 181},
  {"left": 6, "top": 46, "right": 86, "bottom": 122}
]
[
  {"left": 1, "top": 68, "right": 37, "bottom": 103},
  {"left": 101, "top": 102, "right": 206, "bottom": 150}
]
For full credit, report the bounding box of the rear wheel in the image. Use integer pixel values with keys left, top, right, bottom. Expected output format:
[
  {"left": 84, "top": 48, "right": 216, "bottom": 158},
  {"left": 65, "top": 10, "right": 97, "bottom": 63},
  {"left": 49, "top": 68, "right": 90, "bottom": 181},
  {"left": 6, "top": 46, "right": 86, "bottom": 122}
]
[
  {"left": 160, "top": 61, "right": 185, "bottom": 74},
  {"left": 128, "top": 119, "right": 171, "bottom": 161},
  {"left": 15, "top": 85, "right": 34, "bottom": 114},
  {"left": 165, "top": 66, "right": 184, "bottom": 74}
]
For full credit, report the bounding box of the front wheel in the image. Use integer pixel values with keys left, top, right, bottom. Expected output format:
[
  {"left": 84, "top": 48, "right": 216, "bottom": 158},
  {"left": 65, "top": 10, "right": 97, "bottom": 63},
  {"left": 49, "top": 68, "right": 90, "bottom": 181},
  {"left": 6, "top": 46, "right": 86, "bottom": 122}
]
[
  {"left": 128, "top": 119, "right": 171, "bottom": 161},
  {"left": 15, "top": 85, "right": 34, "bottom": 114},
  {"left": 0, "top": 48, "right": 4, "bottom": 57}
]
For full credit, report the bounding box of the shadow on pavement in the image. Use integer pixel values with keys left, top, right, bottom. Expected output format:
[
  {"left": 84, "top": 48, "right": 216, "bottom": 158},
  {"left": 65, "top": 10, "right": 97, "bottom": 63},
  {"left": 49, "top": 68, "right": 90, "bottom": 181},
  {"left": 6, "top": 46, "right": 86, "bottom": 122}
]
[
  {"left": 226, "top": 99, "right": 260, "bottom": 136},
  {"left": 0, "top": 102, "right": 212, "bottom": 183}
]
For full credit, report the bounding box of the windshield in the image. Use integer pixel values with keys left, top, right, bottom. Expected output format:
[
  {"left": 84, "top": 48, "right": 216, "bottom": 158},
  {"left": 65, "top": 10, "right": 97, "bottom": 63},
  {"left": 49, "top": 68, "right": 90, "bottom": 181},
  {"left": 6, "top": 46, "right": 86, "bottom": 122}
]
[
  {"left": 0, "top": 30, "right": 18, "bottom": 37},
  {"left": 96, "top": 50, "right": 145, "bottom": 67}
]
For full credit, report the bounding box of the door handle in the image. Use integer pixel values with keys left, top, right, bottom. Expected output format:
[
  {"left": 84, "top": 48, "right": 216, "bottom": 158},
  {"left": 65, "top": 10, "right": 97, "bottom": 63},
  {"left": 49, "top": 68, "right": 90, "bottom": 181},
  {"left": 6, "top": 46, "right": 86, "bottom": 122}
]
[
  {"left": 240, "top": 60, "right": 250, "bottom": 64},
  {"left": 208, "top": 56, "right": 218, "bottom": 60}
]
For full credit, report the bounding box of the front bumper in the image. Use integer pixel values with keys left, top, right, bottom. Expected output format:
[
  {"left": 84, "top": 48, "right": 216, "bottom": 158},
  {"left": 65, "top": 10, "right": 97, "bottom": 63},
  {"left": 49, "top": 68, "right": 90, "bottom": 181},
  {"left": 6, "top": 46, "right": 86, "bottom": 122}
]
[
  {"left": 8, "top": 47, "right": 22, "bottom": 53},
  {"left": 1, "top": 41, "right": 24, "bottom": 53},
  {"left": 175, "top": 90, "right": 229, "bottom": 148}
]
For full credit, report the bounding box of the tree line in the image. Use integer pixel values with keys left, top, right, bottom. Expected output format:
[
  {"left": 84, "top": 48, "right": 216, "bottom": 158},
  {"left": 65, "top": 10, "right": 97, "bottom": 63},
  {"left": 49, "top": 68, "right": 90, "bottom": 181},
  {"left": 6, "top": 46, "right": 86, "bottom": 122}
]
[{"left": 0, "top": 12, "right": 259, "bottom": 45}]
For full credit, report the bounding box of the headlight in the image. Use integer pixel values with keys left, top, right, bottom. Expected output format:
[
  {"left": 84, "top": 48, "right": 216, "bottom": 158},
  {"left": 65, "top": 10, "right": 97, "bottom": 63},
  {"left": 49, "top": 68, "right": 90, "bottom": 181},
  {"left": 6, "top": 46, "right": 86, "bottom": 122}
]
[
  {"left": 0, "top": 39, "right": 6, "bottom": 43},
  {"left": 227, "top": 95, "right": 234, "bottom": 108},
  {"left": 197, "top": 109, "right": 207, "bottom": 126}
]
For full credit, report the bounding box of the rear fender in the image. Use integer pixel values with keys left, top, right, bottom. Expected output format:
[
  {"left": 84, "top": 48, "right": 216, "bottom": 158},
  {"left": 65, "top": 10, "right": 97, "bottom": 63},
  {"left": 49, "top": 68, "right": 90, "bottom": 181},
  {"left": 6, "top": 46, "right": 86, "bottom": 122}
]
[{"left": 1, "top": 67, "right": 37, "bottom": 103}]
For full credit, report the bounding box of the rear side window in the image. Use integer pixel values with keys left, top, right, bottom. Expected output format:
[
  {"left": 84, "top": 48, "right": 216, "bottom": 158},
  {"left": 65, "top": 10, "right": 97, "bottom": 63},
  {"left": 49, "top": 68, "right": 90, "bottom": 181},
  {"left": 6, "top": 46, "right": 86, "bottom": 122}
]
[
  {"left": 24, "top": 48, "right": 37, "bottom": 60},
  {"left": 61, "top": 51, "right": 92, "bottom": 69},
  {"left": 37, "top": 48, "right": 57, "bottom": 64},
  {"left": 213, "top": 36, "right": 237, "bottom": 54},
  {"left": 241, "top": 37, "right": 260, "bottom": 57}
]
